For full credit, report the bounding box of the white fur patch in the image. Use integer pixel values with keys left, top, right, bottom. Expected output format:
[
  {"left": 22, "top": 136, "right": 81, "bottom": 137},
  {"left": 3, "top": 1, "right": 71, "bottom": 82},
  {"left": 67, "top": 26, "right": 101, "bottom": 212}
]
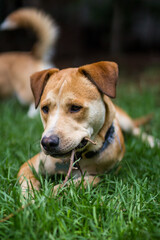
[
  {"left": 0, "top": 19, "right": 17, "bottom": 30},
  {"left": 47, "top": 109, "right": 60, "bottom": 133},
  {"left": 88, "top": 99, "right": 105, "bottom": 136},
  {"left": 28, "top": 103, "right": 39, "bottom": 118},
  {"left": 46, "top": 90, "right": 55, "bottom": 100},
  {"left": 133, "top": 127, "right": 160, "bottom": 148},
  {"left": 116, "top": 112, "right": 134, "bottom": 132},
  {"left": 41, "top": 62, "right": 54, "bottom": 70}
]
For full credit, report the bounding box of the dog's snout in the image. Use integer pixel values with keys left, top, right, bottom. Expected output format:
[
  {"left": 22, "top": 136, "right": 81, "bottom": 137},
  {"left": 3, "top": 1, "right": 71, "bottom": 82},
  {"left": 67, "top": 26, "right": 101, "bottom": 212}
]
[{"left": 41, "top": 135, "right": 59, "bottom": 152}]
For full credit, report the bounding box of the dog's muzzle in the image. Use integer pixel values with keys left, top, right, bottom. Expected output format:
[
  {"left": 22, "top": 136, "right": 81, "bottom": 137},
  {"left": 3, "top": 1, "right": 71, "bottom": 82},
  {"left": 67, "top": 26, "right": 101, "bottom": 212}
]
[{"left": 41, "top": 135, "right": 88, "bottom": 158}]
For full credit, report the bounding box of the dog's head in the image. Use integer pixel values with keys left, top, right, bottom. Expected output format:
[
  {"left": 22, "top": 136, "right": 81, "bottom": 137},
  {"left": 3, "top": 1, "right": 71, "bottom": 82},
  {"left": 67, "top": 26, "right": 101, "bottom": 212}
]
[{"left": 31, "top": 61, "right": 118, "bottom": 159}]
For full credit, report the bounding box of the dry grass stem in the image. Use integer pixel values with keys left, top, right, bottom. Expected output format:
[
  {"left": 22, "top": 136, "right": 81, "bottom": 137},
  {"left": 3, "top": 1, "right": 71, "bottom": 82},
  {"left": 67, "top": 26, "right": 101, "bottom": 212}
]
[
  {"left": 0, "top": 202, "right": 32, "bottom": 223},
  {"left": 62, "top": 149, "right": 76, "bottom": 187}
]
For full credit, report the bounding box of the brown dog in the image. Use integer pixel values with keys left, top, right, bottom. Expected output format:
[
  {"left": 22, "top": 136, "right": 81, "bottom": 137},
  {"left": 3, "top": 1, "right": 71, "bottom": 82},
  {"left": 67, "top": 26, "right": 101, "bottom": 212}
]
[
  {"left": 0, "top": 8, "right": 58, "bottom": 117},
  {"left": 17, "top": 61, "right": 159, "bottom": 194}
]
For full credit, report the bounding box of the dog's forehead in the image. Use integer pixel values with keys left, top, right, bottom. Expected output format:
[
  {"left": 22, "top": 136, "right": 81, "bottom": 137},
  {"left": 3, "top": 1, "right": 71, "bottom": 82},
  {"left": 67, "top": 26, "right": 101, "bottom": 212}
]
[{"left": 41, "top": 67, "right": 101, "bottom": 102}]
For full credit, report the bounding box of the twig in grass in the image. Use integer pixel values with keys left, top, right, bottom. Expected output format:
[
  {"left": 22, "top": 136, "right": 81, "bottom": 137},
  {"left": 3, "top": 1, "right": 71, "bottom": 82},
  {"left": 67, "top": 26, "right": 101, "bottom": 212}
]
[{"left": 0, "top": 202, "right": 32, "bottom": 223}]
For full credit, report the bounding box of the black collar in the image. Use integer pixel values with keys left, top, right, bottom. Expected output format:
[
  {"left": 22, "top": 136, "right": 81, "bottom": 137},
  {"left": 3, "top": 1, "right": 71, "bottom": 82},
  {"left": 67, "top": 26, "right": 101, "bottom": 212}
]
[{"left": 84, "top": 123, "right": 115, "bottom": 159}]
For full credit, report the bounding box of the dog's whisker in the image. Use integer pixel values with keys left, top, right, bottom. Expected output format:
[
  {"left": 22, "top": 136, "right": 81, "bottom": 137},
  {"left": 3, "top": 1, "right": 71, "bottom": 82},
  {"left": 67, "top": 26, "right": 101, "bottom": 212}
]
[{"left": 84, "top": 137, "right": 97, "bottom": 145}]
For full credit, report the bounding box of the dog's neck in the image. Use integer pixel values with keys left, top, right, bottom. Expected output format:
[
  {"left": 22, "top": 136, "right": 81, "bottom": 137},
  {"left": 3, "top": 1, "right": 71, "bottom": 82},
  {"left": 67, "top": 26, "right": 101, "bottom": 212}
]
[{"left": 84, "top": 123, "right": 115, "bottom": 158}]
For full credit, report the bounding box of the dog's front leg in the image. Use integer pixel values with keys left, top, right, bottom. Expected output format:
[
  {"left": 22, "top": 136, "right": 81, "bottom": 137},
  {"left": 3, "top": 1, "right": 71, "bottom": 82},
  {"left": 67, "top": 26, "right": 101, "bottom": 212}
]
[
  {"left": 18, "top": 152, "right": 69, "bottom": 195},
  {"left": 17, "top": 153, "right": 42, "bottom": 194}
]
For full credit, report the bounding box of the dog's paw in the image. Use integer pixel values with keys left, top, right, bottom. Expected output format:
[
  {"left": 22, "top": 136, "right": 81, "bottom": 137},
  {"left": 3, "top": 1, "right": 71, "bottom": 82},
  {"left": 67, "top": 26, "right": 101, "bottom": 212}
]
[
  {"left": 52, "top": 184, "right": 61, "bottom": 196},
  {"left": 20, "top": 178, "right": 41, "bottom": 199}
]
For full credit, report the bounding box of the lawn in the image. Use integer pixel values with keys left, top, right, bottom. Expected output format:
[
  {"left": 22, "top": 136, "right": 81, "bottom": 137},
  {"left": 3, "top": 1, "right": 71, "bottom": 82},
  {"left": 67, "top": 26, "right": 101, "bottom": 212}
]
[{"left": 0, "top": 74, "right": 160, "bottom": 239}]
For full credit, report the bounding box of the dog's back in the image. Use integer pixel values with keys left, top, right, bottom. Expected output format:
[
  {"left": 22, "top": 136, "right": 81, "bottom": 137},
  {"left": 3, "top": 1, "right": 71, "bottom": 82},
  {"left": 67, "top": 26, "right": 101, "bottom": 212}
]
[{"left": 0, "top": 8, "right": 58, "bottom": 61}]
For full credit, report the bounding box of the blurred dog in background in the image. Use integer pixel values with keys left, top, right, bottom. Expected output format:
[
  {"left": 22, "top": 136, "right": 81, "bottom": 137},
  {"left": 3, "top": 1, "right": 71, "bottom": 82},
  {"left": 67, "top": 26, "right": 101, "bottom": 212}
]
[{"left": 0, "top": 8, "right": 59, "bottom": 117}]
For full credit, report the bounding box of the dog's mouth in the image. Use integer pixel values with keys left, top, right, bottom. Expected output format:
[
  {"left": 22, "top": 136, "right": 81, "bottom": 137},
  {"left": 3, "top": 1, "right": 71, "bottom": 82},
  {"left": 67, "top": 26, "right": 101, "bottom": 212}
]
[
  {"left": 76, "top": 138, "right": 88, "bottom": 149},
  {"left": 44, "top": 138, "right": 88, "bottom": 159}
]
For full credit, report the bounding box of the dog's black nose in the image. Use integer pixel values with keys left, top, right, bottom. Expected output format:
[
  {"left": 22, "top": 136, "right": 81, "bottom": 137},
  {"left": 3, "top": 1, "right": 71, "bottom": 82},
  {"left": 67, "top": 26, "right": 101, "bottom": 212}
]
[{"left": 41, "top": 135, "right": 59, "bottom": 152}]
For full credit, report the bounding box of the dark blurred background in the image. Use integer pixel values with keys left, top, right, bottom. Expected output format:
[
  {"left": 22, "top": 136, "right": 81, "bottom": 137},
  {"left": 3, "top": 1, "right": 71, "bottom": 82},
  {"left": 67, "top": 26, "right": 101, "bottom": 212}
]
[{"left": 0, "top": 0, "right": 160, "bottom": 75}]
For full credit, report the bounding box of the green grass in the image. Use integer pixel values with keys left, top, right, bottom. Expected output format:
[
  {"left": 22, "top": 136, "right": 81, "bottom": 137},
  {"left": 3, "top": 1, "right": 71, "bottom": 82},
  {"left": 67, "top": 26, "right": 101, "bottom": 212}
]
[{"left": 0, "top": 83, "right": 160, "bottom": 240}]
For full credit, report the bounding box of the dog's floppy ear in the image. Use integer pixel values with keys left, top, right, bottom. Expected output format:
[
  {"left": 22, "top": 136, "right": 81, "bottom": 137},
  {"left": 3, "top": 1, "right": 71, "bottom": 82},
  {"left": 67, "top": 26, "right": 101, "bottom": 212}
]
[
  {"left": 78, "top": 61, "right": 118, "bottom": 98},
  {"left": 30, "top": 68, "right": 59, "bottom": 108}
]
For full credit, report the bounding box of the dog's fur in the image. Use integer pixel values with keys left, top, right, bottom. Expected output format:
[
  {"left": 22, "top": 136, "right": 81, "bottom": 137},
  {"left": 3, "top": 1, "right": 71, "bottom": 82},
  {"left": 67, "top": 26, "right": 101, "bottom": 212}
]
[
  {"left": 0, "top": 8, "right": 58, "bottom": 117},
  {"left": 17, "top": 61, "right": 159, "bottom": 194}
]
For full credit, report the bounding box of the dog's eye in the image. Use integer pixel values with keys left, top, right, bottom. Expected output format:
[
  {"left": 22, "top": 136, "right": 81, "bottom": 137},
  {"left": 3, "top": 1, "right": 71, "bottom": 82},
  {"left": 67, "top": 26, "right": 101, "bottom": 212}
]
[
  {"left": 41, "top": 106, "right": 49, "bottom": 114},
  {"left": 70, "top": 105, "right": 82, "bottom": 113}
]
